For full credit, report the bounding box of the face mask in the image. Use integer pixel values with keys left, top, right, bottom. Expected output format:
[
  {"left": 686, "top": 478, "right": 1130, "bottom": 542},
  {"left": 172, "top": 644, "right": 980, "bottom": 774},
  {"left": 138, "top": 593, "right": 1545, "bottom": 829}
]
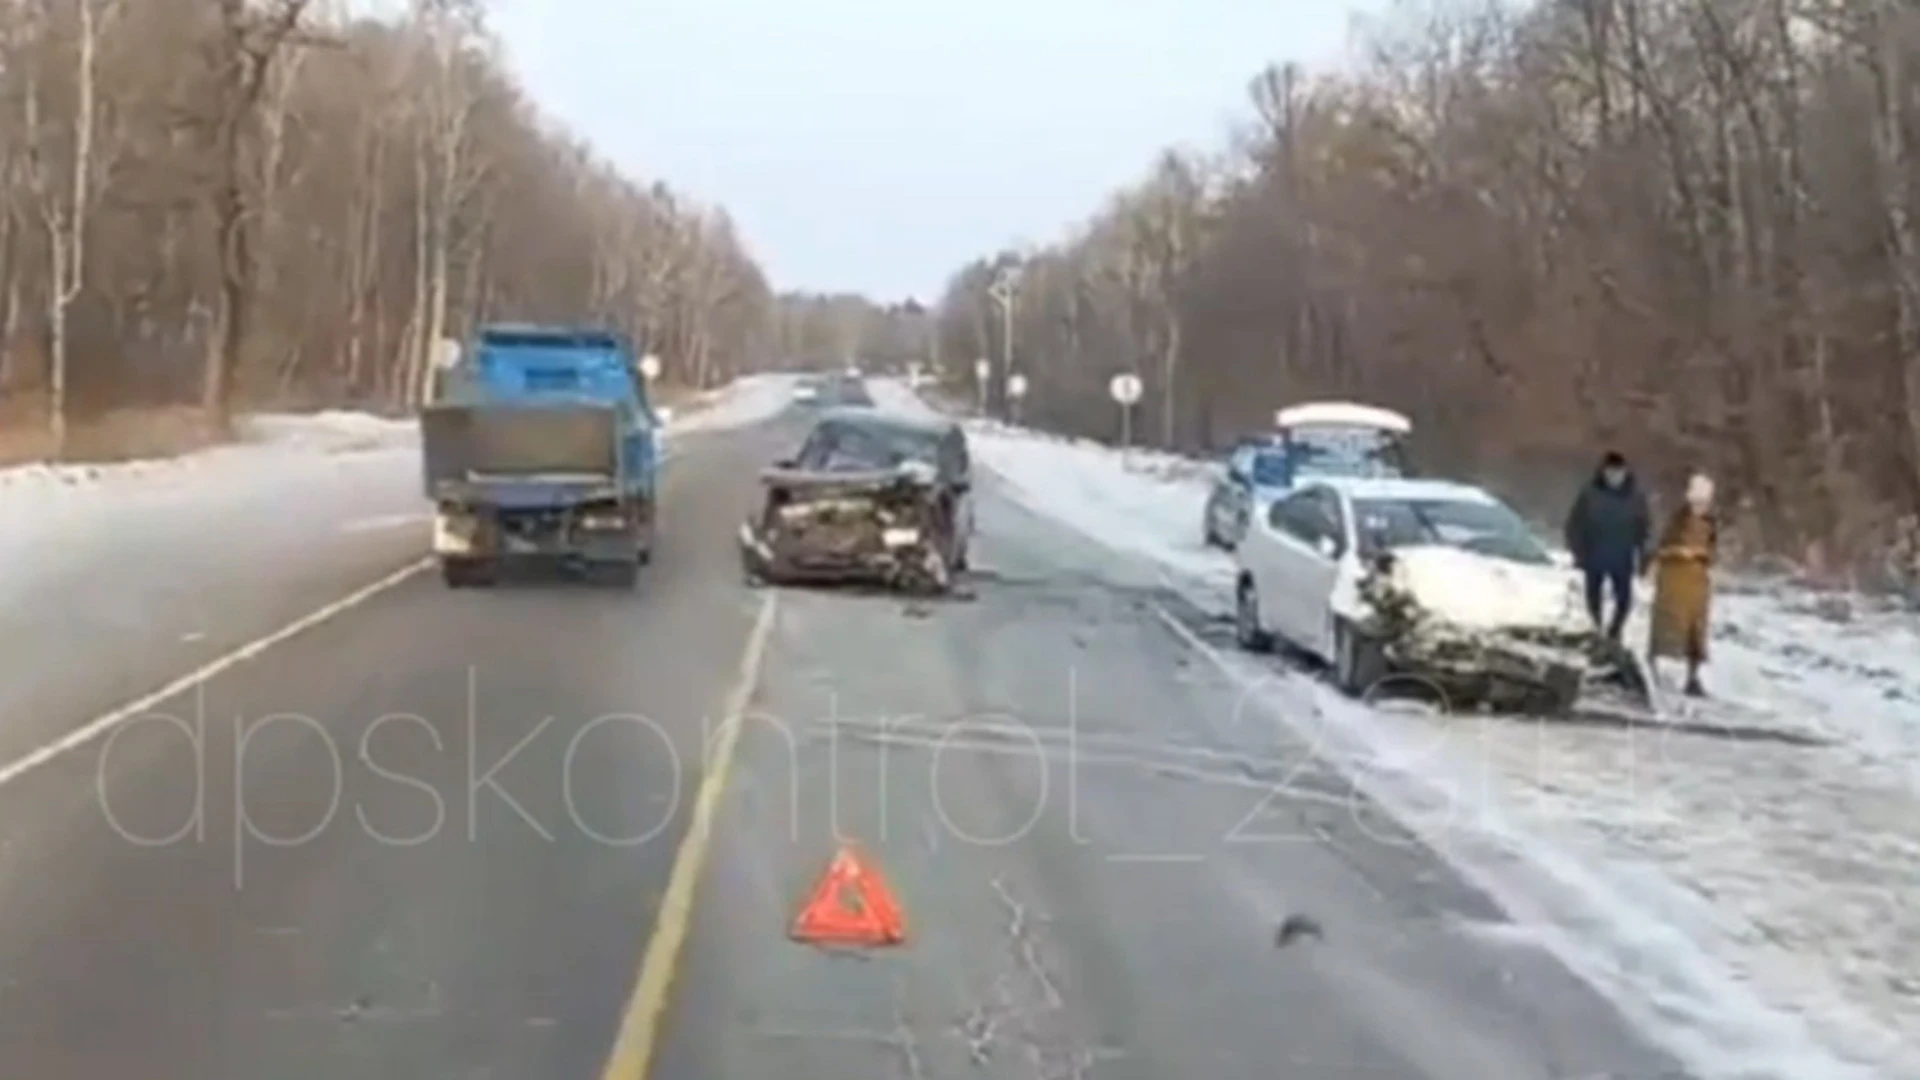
[{"left": 1603, "top": 468, "right": 1625, "bottom": 487}]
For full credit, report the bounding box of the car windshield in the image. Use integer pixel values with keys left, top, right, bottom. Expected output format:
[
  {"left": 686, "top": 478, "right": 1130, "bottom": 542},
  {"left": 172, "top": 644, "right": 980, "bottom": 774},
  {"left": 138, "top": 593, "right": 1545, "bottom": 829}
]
[
  {"left": 813, "top": 423, "right": 940, "bottom": 472},
  {"left": 1288, "top": 424, "right": 1404, "bottom": 479},
  {"left": 1352, "top": 496, "right": 1550, "bottom": 565}
]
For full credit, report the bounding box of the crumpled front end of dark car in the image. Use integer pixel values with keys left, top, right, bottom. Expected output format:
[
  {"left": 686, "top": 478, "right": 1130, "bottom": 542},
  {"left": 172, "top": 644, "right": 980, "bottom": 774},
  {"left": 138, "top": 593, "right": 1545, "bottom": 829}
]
[{"left": 740, "top": 470, "right": 954, "bottom": 595}]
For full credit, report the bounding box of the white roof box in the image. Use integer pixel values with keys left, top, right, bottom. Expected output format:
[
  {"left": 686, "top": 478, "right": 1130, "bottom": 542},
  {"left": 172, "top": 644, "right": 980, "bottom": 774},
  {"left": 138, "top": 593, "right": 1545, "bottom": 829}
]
[{"left": 1275, "top": 401, "right": 1411, "bottom": 434}]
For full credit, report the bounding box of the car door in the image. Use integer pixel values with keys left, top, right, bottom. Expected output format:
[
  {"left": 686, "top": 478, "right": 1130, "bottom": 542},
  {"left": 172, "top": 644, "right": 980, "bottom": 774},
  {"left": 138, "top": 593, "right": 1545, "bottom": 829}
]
[
  {"left": 1247, "top": 488, "right": 1322, "bottom": 644},
  {"left": 1291, "top": 488, "right": 1348, "bottom": 660}
]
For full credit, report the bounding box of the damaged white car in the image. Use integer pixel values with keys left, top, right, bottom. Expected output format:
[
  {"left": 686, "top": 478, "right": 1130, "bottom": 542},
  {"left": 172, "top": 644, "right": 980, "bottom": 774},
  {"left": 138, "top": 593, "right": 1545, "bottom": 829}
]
[{"left": 1233, "top": 477, "right": 1638, "bottom": 715}]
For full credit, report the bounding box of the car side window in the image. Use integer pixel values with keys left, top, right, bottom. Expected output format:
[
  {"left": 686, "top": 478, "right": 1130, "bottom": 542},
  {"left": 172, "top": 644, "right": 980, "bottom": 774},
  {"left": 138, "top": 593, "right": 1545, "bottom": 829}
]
[
  {"left": 1266, "top": 497, "right": 1291, "bottom": 532},
  {"left": 1269, "top": 491, "right": 1323, "bottom": 540}
]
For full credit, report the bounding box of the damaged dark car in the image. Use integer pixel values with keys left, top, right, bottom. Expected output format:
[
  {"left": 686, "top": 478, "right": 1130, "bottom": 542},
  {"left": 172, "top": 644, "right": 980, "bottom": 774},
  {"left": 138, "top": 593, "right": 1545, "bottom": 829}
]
[{"left": 740, "top": 407, "right": 974, "bottom": 594}]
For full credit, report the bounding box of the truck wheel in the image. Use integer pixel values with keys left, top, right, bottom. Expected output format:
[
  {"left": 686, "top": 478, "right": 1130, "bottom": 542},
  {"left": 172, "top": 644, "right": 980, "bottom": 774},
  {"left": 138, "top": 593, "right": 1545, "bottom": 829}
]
[{"left": 442, "top": 559, "right": 493, "bottom": 589}]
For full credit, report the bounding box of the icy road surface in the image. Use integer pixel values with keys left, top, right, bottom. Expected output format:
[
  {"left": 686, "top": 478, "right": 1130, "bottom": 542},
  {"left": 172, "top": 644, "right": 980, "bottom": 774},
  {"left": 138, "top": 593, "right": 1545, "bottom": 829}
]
[{"left": 867, "top": 378, "right": 1919, "bottom": 1078}]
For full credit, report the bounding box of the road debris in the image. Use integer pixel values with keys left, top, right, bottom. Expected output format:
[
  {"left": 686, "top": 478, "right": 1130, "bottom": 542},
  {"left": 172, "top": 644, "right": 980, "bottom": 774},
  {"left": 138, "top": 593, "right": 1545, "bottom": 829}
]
[{"left": 1274, "top": 914, "right": 1324, "bottom": 949}]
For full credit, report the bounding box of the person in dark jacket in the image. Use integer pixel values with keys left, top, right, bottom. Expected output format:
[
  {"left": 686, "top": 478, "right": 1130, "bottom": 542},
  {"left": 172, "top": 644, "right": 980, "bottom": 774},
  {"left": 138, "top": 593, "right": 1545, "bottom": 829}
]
[{"left": 1563, "top": 451, "right": 1652, "bottom": 642}]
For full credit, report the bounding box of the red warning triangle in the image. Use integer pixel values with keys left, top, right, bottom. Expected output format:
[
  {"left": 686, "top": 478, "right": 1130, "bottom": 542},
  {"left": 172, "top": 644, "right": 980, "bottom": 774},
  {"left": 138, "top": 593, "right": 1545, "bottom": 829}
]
[{"left": 789, "top": 844, "right": 907, "bottom": 947}]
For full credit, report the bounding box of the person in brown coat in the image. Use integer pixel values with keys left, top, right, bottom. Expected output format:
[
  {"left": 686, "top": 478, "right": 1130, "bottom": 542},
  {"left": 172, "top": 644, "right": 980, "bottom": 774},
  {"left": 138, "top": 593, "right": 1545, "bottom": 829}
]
[{"left": 1648, "top": 472, "right": 1718, "bottom": 696}]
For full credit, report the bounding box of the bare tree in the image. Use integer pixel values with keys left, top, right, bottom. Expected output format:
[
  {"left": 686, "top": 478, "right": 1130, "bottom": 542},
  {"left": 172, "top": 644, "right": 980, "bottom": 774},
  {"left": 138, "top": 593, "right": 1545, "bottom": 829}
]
[
  {"left": 197, "top": 0, "right": 317, "bottom": 428},
  {"left": 19, "top": 0, "right": 110, "bottom": 454},
  {"left": 933, "top": 0, "right": 1920, "bottom": 580},
  {"left": 0, "top": 0, "right": 776, "bottom": 457}
]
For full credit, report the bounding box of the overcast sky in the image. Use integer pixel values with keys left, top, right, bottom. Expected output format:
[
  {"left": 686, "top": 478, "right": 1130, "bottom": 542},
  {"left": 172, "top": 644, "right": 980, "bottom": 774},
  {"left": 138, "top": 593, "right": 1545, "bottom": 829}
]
[{"left": 487, "top": 0, "right": 1376, "bottom": 301}]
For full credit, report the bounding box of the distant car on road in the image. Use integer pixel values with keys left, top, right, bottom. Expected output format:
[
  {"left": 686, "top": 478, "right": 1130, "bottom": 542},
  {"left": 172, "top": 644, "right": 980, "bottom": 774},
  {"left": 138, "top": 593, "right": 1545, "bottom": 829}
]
[
  {"left": 792, "top": 373, "right": 871, "bottom": 408},
  {"left": 739, "top": 407, "right": 974, "bottom": 594},
  {"left": 1202, "top": 401, "right": 1412, "bottom": 549},
  {"left": 1232, "top": 475, "right": 1607, "bottom": 714}
]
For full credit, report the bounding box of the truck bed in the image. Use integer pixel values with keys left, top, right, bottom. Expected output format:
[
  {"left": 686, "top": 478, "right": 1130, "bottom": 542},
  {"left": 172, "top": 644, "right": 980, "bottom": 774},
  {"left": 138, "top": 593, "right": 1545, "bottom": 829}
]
[{"left": 422, "top": 402, "right": 622, "bottom": 500}]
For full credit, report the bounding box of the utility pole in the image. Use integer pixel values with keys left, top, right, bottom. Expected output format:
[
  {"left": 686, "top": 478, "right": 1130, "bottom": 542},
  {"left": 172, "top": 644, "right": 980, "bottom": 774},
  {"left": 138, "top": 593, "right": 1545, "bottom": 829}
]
[{"left": 987, "top": 266, "right": 1018, "bottom": 419}]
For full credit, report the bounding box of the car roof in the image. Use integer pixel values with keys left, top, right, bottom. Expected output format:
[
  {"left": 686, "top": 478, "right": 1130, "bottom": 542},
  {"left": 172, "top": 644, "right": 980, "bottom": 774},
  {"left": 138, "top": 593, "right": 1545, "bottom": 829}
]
[
  {"left": 1301, "top": 476, "right": 1499, "bottom": 505},
  {"left": 1275, "top": 401, "right": 1412, "bottom": 434},
  {"left": 815, "top": 405, "right": 956, "bottom": 437}
]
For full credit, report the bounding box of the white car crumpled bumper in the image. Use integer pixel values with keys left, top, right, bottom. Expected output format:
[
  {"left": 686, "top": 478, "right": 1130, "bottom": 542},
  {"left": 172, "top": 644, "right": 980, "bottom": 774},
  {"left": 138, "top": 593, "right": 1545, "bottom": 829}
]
[{"left": 1357, "top": 545, "right": 1597, "bottom": 708}]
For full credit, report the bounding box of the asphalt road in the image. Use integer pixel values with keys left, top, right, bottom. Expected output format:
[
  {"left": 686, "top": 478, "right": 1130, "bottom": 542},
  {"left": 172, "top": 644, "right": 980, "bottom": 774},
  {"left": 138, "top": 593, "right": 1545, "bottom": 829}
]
[{"left": 0, "top": 403, "right": 1690, "bottom": 1079}]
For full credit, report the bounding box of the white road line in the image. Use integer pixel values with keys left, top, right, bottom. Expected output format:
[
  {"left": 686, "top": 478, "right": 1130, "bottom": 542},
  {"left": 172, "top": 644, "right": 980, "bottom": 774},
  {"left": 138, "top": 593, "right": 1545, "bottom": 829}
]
[
  {"left": 4, "top": 441, "right": 689, "bottom": 791},
  {"left": 0, "top": 556, "right": 432, "bottom": 789}
]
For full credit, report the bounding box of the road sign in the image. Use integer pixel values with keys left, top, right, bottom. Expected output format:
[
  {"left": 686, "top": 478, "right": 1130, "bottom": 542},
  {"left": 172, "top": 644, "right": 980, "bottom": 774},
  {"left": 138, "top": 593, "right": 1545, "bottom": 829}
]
[
  {"left": 790, "top": 844, "right": 906, "bottom": 947},
  {"left": 1006, "top": 373, "right": 1027, "bottom": 398},
  {"left": 1109, "top": 373, "right": 1141, "bottom": 405},
  {"left": 639, "top": 354, "right": 662, "bottom": 380}
]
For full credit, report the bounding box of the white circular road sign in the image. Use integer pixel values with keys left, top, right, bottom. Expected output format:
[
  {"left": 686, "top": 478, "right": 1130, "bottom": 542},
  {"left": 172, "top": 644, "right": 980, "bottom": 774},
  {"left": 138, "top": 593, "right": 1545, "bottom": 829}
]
[
  {"left": 430, "top": 337, "right": 462, "bottom": 370},
  {"left": 1109, "top": 373, "right": 1142, "bottom": 405},
  {"left": 1006, "top": 373, "right": 1028, "bottom": 398},
  {"left": 639, "top": 354, "right": 662, "bottom": 380}
]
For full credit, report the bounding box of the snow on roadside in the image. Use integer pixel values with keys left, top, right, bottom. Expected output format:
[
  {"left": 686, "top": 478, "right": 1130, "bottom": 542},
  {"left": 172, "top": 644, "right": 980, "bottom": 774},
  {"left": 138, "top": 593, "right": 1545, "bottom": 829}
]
[
  {"left": 0, "top": 371, "right": 792, "bottom": 501},
  {"left": 669, "top": 372, "right": 799, "bottom": 433},
  {"left": 869, "top": 379, "right": 1235, "bottom": 601},
  {"left": 0, "top": 410, "right": 418, "bottom": 495},
  {"left": 0, "top": 371, "right": 791, "bottom": 606},
  {"left": 876, "top": 378, "right": 1920, "bottom": 1078},
  {"left": 0, "top": 411, "right": 425, "bottom": 611}
]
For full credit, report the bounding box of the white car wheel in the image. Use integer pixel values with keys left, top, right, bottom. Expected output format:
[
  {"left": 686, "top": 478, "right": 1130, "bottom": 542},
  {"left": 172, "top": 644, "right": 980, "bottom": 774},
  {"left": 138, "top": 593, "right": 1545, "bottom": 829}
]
[{"left": 1333, "top": 619, "right": 1386, "bottom": 698}]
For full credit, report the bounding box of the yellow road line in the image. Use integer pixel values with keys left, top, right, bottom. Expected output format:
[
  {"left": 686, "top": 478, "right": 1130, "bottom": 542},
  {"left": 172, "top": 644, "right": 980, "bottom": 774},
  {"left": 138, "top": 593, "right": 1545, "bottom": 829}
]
[{"left": 599, "top": 589, "right": 779, "bottom": 1080}]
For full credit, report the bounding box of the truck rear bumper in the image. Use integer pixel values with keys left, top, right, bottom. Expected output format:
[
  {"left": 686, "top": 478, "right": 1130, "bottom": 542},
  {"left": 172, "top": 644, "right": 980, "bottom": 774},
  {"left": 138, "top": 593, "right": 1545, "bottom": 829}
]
[{"left": 434, "top": 501, "right": 651, "bottom": 562}]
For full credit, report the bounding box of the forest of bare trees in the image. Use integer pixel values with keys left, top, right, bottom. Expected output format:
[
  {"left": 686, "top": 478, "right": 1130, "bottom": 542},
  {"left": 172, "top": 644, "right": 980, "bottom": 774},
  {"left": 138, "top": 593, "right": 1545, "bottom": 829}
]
[
  {"left": 773, "top": 292, "right": 931, "bottom": 373},
  {"left": 0, "top": 0, "right": 774, "bottom": 460},
  {"left": 936, "top": 0, "right": 1920, "bottom": 578}
]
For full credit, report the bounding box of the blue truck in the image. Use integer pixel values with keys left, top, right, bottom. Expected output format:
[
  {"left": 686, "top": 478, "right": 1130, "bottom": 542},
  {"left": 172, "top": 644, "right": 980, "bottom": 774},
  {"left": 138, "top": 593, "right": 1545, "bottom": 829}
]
[{"left": 422, "top": 324, "right": 664, "bottom": 588}]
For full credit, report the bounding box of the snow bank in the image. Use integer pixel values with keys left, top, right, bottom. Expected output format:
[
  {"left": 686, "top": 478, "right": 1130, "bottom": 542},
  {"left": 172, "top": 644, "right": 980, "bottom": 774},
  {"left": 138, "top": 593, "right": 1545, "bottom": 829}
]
[
  {"left": 669, "top": 372, "right": 800, "bottom": 433},
  {"left": 867, "top": 378, "right": 948, "bottom": 422},
  {"left": 883, "top": 377, "right": 1920, "bottom": 1078}
]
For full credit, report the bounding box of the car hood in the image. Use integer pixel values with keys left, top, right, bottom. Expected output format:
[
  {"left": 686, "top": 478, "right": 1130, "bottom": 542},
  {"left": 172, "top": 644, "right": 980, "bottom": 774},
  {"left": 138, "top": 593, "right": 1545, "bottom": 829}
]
[{"left": 1371, "top": 545, "right": 1586, "bottom": 634}]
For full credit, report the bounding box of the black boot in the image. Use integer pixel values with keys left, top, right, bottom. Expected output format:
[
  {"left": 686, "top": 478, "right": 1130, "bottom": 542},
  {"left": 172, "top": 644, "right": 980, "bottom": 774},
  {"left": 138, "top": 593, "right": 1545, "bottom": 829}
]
[{"left": 1683, "top": 672, "right": 1706, "bottom": 698}]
